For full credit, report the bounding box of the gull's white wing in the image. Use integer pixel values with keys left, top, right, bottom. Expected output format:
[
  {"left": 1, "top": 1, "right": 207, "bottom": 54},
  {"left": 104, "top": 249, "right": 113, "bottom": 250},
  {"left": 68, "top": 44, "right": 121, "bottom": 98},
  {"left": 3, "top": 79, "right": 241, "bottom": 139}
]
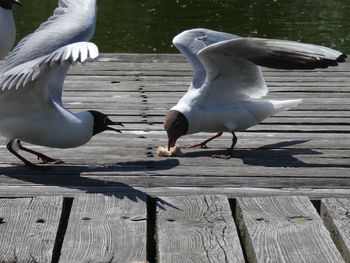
[
  {"left": 0, "top": 0, "right": 96, "bottom": 74},
  {"left": 0, "top": 0, "right": 97, "bottom": 106},
  {"left": 172, "top": 28, "right": 240, "bottom": 89},
  {"left": 0, "top": 42, "right": 98, "bottom": 91},
  {"left": 197, "top": 37, "right": 346, "bottom": 101},
  {"left": 0, "top": 42, "right": 98, "bottom": 117}
]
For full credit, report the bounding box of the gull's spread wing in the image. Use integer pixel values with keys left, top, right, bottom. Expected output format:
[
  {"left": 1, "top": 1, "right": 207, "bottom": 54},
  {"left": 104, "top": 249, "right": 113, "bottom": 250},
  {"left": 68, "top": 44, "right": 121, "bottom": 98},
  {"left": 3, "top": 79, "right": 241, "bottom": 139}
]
[
  {"left": 1, "top": 0, "right": 97, "bottom": 74},
  {"left": 197, "top": 36, "right": 346, "bottom": 101},
  {"left": 0, "top": 0, "right": 98, "bottom": 105},
  {"left": 172, "top": 28, "right": 240, "bottom": 89},
  {"left": 0, "top": 42, "right": 98, "bottom": 91}
]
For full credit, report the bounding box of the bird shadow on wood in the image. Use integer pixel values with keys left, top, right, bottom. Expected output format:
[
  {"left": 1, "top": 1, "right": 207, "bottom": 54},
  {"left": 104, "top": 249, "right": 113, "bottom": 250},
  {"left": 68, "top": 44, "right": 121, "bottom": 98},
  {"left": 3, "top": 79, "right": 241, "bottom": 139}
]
[
  {"left": 0, "top": 159, "right": 180, "bottom": 210},
  {"left": 183, "top": 139, "right": 350, "bottom": 168}
]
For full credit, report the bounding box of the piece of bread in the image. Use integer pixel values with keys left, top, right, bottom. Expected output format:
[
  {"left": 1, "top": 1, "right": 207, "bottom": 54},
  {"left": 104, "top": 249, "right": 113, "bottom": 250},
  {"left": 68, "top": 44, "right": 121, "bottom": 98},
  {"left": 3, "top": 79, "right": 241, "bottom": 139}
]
[{"left": 156, "top": 145, "right": 183, "bottom": 157}]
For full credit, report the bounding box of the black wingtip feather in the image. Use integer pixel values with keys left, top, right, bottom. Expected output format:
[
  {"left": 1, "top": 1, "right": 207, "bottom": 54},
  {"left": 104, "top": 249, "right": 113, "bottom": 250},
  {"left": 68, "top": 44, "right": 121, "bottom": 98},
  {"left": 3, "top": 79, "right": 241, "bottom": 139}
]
[
  {"left": 251, "top": 50, "right": 347, "bottom": 70},
  {"left": 337, "top": 54, "right": 347, "bottom": 63}
]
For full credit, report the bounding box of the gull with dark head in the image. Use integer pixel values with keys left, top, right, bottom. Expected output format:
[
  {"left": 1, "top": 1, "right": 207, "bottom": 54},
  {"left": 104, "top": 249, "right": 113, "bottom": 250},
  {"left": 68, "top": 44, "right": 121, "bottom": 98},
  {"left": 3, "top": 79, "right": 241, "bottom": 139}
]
[
  {"left": 0, "top": 0, "right": 123, "bottom": 168},
  {"left": 164, "top": 28, "right": 346, "bottom": 159}
]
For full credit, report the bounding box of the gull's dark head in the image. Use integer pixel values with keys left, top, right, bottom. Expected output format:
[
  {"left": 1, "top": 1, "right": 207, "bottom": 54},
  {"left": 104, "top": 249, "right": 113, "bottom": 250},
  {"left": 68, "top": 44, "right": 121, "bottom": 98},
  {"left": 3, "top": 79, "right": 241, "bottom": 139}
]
[
  {"left": 0, "top": 0, "right": 22, "bottom": 9},
  {"left": 164, "top": 110, "right": 188, "bottom": 150},
  {"left": 88, "top": 110, "right": 124, "bottom": 136}
]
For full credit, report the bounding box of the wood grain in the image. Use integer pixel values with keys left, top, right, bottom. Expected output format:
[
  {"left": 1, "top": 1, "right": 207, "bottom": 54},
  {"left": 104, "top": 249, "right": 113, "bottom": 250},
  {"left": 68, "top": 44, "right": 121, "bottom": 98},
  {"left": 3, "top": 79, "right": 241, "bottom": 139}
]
[
  {"left": 0, "top": 196, "right": 63, "bottom": 263},
  {"left": 58, "top": 193, "right": 148, "bottom": 263},
  {"left": 157, "top": 195, "right": 245, "bottom": 263},
  {"left": 236, "top": 196, "right": 344, "bottom": 263},
  {"left": 321, "top": 198, "right": 350, "bottom": 262}
]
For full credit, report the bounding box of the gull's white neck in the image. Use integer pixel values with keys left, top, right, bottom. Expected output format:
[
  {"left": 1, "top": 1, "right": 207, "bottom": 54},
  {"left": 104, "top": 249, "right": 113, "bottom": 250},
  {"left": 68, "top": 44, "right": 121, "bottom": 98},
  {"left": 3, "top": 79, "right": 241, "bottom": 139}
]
[
  {"left": 0, "top": 7, "right": 15, "bottom": 60},
  {"left": 170, "top": 86, "right": 204, "bottom": 134},
  {"left": 39, "top": 106, "right": 95, "bottom": 148}
]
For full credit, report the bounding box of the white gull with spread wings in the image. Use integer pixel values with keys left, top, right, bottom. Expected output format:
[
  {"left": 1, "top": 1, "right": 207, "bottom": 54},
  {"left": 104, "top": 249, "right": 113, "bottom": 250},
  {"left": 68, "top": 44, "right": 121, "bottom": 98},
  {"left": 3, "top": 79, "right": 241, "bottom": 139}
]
[
  {"left": 0, "top": 0, "right": 123, "bottom": 168},
  {"left": 164, "top": 28, "right": 346, "bottom": 158}
]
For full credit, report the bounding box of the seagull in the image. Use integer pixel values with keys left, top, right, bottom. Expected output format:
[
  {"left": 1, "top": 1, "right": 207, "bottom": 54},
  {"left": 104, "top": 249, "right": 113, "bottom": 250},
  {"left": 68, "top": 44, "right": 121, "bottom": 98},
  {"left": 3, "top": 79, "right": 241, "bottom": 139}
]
[
  {"left": 0, "top": 0, "right": 123, "bottom": 168},
  {"left": 0, "top": 0, "right": 21, "bottom": 59},
  {"left": 164, "top": 28, "right": 346, "bottom": 159}
]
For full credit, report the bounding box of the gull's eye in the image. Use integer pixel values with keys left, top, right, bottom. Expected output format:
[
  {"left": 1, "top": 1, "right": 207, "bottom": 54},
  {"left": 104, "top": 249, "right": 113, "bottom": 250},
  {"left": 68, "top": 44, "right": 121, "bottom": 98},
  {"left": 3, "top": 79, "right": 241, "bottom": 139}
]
[
  {"left": 174, "top": 122, "right": 180, "bottom": 129},
  {"left": 196, "top": 32, "right": 207, "bottom": 41},
  {"left": 197, "top": 35, "right": 207, "bottom": 41}
]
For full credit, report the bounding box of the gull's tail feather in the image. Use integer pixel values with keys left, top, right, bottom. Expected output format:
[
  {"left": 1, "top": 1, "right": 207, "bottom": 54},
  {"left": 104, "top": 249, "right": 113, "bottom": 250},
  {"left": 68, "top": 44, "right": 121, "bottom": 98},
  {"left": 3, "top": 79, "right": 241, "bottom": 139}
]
[
  {"left": 230, "top": 99, "right": 303, "bottom": 132},
  {"left": 270, "top": 99, "right": 303, "bottom": 112},
  {"left": 248, "top": 99, "right": 303, "bottom": 122}
]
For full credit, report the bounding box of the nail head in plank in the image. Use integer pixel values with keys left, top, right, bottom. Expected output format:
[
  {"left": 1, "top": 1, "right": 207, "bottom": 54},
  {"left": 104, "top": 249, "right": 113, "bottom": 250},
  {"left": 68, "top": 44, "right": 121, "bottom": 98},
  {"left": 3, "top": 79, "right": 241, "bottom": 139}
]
[
  {"left": 236, "top": 196, "right": 344, "bottom": 263},
  {"left": 58, "top": 193, "right": 148, "bottom": 263},
  {"left": 157, "top": 195, "right": 245, "bottom": 263},
  {"left": 0, "top": 196, "right": 63, "bottom": 263}
]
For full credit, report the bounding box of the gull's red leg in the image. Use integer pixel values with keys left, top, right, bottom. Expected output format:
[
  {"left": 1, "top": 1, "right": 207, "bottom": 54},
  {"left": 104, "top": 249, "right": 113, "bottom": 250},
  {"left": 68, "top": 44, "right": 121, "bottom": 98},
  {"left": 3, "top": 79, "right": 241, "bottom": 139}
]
[
  {"left": 188, "top": 132, "right": 223, "bottom": 149},
  {"left": 17, "top": 140, "right": 64, "bottom": 164},
  {"left": 7, "top": 140, "right": 45, "bottom": 169}
]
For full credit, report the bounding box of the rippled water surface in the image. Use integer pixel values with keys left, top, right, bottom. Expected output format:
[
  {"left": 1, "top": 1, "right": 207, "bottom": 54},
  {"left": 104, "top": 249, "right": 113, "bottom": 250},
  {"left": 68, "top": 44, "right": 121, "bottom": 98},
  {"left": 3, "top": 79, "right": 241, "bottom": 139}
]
[{"left": 14, "top": 0, "right": 350, "bottom": 53}]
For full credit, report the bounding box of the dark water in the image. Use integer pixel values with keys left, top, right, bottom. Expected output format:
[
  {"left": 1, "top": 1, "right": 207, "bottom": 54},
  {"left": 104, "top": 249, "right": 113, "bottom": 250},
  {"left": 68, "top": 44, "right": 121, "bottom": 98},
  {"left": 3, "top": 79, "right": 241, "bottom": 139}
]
[{"left": 14, "top": 0, "right": 350, "bottom": 53}]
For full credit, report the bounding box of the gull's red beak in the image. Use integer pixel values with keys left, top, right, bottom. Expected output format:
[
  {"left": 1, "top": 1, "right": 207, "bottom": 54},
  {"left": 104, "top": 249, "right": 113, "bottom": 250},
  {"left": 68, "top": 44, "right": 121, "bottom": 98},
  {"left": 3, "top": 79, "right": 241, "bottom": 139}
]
[{"left": 167, "top": 137, "right": 177, "bottom": 151}]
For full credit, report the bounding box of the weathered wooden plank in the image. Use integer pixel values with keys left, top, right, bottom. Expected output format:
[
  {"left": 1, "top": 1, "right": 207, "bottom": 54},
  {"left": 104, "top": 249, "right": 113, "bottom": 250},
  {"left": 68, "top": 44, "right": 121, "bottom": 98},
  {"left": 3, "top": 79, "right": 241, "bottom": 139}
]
[
  {"left": 157, "top": 195, "right": 245, "bottom": 263},
  {"left": 61, "top": 73, "right": 350, "bottom": 85},
  {"left": 58, "top": 91, "right": 350, "bottom": 100},
  {"left": 66, "top": 68, "right": 350, "bottom": 82},
  {"left": 2, "top": 186, "right": 350, "bottom": 199},
  {"left": 105, "top": 123, "right": 350, "bottom": 133},
  {"left": 2, "top": 154, "right": 350, "bottom": 178},
  {"left": 62, "top": 81, "right": 350, "bottom": 92},
  {"left": 60, "top": 101, "right": 350, "bottom": 111},
  {"left": 236, "top": 196, "right": 344, "bottom": 263},
  {"left": 3, "top": 130, "right": 350, "bottom": 145},
  {"left": 0, "top": 196, "right": 63, "bottom": 263},
  {"left": 59, "top": 193, "right": 148, "bottom": 263},
  {"left": 3, "top": 174, "right": 350, "bottom": 190},
  {"left": 63, "top": 114, "right": 350, "bottom": 125},
  {"left": 66, "top": 69, "right": 350, "bottom": 81},
  {"left": 145, "top": 166, "right": 350, "bottom": 179},
  {"left": 321, "top": 198, "right": 350, "bottom": 262},
  {"left": 66, "top": 77, "right": 350, "bottom": 87},
  {"left": 1, "top": 149, "right": 349, "bottom": 168},
  {"left": 146, "top": 97, "right": 350, "bottom": 105},
  {"left": 60, "top": 94, "right": 350, "bottom": 105},
  {"left": 2, "top": 137, "right": 350, "bottom": 154}
]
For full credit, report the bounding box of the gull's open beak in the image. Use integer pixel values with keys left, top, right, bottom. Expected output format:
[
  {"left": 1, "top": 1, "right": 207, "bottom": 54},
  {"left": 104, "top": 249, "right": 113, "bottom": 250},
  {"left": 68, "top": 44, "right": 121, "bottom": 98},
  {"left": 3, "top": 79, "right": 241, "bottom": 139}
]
[
  {"left": 12, "top": 0, "right": 22, "bottom": 6},
  {"left": 105, "top": 118, "right": 124, "bottom": 133}
]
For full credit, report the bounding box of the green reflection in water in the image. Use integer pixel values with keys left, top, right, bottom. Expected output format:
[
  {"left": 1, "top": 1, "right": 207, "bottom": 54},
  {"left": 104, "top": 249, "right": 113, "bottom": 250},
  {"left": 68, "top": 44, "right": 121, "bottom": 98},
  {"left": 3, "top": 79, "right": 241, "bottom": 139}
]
[{"left": 14, "top": 0, "right": 350, "bottom": 53}]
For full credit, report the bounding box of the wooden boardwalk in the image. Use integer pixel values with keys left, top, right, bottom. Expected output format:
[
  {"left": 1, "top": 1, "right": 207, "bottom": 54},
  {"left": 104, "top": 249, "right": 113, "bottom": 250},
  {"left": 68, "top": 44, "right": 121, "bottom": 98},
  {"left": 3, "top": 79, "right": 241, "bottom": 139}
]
[{"left": 1, "top": 53, "right": 350, "bottom": 262}]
